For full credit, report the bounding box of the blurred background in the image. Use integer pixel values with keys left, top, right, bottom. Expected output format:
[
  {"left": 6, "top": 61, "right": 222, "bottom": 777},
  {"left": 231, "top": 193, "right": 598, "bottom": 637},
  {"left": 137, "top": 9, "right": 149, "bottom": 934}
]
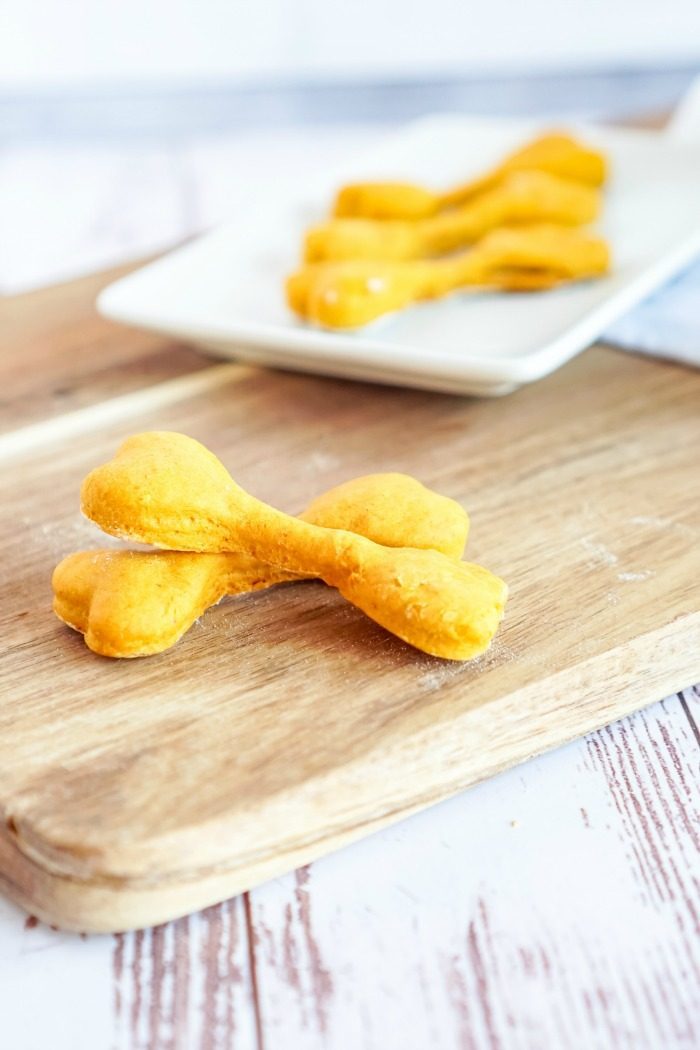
[{"left": 2, "top": 0, "right": 700, "bottom": 293}]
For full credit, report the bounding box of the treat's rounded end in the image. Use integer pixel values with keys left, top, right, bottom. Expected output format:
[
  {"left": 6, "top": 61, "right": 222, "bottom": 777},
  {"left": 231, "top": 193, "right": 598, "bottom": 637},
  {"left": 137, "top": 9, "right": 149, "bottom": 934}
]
[
  {"left": 301, "top": 473, "right": 469, "bottom": 560},
  {"left": 337, "top": 547, "right": 508, "bottom": 662},
  {"left": 80, "top": 432, "right": 236, "bottom": 549},
  {"left": 333, "top": 181, "right": 437, "bottom": 221}
]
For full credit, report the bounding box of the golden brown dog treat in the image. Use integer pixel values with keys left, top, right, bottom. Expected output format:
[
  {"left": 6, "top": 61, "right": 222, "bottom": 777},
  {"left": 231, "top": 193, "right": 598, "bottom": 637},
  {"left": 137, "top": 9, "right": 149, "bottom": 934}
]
[
  {"left": 54, "top": 473, "right": 470, "bottom": 657},
  {"left": 53, "top": 551, "right": 246, "bottom": 658},
  {"left": 289, "top": 224, "right": 611, "bottom": 329},
  {"left": 335, "top": 181, "right": 437, "bottom": 222},
  {"left": 333, "top": 131, "right": 607, "bottom": 220},
  {"left": 81, "top": 434, "right": 508, "bottom": 661},
  {"left": 299, "top": 472, "right": 469, "bottom": 560},
  {"left": 440, "top": 132, "right": 608, "bottom": 207},
  {"left": 306, "top": 171, "right": 600, "bottom": 263}
]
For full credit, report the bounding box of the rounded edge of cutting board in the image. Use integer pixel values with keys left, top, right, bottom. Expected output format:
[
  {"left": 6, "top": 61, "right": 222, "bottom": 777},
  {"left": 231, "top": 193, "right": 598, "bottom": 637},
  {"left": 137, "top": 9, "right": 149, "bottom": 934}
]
[
  {"left": 3, "top": 620, "right": 699, "bottom": 933},
  {"left": 0, "top": 798, "right": 427, "bottom": 933}
]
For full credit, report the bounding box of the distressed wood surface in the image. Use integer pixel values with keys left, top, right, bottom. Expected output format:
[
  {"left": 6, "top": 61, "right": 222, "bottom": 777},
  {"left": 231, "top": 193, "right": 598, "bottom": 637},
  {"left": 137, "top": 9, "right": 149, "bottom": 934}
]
[{"left": 2, "top": 688, "right": 698, "bottom": 1048}]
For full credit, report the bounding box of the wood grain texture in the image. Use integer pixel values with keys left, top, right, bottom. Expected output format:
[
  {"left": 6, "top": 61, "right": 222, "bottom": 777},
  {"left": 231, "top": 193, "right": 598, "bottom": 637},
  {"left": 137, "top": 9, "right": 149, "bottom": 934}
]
[
  {"left": 5, "top": 688, "right": 697, "bottom": 1049},
  {"left": 0, "top": 324, "right": 698, "bottom": 931},
  {"left": 243, "top": 688, "right": 699, "bottom": 1050},
  {"left": 0, "top": 260, "right": 208, "bottom": 435},
  {"left": 110, "top": 901, "right": 259, "bottom": 1050}
]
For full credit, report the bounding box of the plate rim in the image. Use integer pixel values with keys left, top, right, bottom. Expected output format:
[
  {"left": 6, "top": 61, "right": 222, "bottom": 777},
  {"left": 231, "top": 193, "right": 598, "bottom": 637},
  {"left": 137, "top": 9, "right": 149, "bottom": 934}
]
[{"left": 97, "top": 113, "right": 700, "bottom": 392}]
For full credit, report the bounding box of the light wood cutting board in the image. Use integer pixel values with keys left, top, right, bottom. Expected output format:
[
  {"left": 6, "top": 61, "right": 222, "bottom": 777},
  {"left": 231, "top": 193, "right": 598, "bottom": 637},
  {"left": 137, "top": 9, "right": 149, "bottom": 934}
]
[{"left": 0, "top": 268, "right": 698, "bottom": 933}]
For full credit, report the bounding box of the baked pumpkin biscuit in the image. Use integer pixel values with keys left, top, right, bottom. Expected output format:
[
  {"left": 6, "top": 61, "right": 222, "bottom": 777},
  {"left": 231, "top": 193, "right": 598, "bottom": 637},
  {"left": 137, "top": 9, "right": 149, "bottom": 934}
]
[
  {"left": 80, "top": 434, "right": 507, "bottom": 661},
  {"left": 334, "top": 131, "right": 607, "bottom": 220},
  {"left": 307, "top": 171, "right": 600, "bottom": 263},
  {"left": 55, "top": 473, "right": 470, "bottom": 657},
  {"left": 288, "top": 224, "right": 610, "bottom": 329}
]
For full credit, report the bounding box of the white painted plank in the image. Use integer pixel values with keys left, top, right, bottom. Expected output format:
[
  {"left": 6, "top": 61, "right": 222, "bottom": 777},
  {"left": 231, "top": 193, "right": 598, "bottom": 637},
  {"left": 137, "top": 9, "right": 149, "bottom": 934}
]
[
  {"left": 112, "top": 899, "right": 259, "bottom": 1050},
  {"left": 0, "top": 896, "right": 258, "bottom": 1050},
  {"left": 0, "top": 691, "right": 696, "bottom": 1048},
  {"left": 0, "top": 897, "right": 114, "bottom": 1050},
  {"left": 247, "top": 690, "right": 700, "bottom": 1050}
]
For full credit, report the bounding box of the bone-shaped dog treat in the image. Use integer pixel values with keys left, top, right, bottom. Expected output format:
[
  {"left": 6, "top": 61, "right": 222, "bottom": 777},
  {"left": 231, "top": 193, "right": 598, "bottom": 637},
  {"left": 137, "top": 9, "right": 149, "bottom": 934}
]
[
  {"left": 288, "top": 224, "right": 610, "bottom": 329},
  {"left": 306, "top": 171, "right": 600, "bottom": 263},
  {"left": 81, "top": 434, "right": 508, "bottom": 661},
  {"left": 334, "top": 132, "right": 607, "bottom": 221},
  {"left": 54, "top": 473, "right": 470, "bottom": 657}
]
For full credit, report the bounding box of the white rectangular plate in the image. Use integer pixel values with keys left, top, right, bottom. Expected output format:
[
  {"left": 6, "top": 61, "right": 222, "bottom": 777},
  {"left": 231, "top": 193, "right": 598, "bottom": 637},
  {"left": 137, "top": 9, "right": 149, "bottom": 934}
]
[{"left": 98, "top": 115, "right": 700, "bottom": 396}]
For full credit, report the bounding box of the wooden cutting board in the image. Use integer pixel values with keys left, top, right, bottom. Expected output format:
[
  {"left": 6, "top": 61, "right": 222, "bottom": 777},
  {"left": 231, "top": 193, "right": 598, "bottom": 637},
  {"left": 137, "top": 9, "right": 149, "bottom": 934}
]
[{"left": 0, "top": 267, "right": 698, "bottom": 933}]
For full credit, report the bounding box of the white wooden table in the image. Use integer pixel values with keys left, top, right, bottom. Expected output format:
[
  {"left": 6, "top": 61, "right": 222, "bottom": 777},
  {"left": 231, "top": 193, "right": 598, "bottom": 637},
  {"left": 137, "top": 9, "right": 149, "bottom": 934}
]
[{"left": 1, "top": 84, "right": 699, "bottom": 1049}]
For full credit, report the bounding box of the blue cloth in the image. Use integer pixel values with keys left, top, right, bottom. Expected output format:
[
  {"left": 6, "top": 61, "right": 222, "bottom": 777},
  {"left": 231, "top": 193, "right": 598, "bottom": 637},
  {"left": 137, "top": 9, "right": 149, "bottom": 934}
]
[{"left": 604, "top": 259, "right": 700, "bottom": 368}]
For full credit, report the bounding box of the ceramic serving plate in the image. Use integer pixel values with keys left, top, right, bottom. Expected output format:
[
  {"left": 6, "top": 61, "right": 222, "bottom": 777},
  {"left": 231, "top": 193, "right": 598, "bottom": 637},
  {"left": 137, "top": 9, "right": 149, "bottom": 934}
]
[{"left": 98, "top": 115, "right": 700, "bottom": 396}]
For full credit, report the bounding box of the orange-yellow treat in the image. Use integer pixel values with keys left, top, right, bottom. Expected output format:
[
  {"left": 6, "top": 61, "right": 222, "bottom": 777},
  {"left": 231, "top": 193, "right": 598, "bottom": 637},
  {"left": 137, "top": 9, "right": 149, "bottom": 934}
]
[
  {"left": 81, "top": 433, "right": 508, "bottom": 661},
  {"left": 53, "top": 550, "right": 248, "bottom": 658},
  {"left": 289, "top": 224, "right": 610, "bottom": 329},
  {"left": 54, "top": 473, "right": 470, "bottom": 657},
  {"left": 334, "top": 131, "right": 607, "bottom": 220},
  {"left": 300, "top": 472, "right": 469, "bottom": 559},
  {"left": 307, "top": 171, "right": 600, "bottom": 263}
]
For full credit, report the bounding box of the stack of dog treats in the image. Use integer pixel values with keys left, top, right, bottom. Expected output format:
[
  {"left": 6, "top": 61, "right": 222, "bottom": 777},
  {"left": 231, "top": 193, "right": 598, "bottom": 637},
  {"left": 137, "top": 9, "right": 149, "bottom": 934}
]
[
  {"left": 53, "top": 432, "right": 507, "bottom": 661},
  {"left": 286, "top": 131, "right": 610, "bottom": 329}
]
